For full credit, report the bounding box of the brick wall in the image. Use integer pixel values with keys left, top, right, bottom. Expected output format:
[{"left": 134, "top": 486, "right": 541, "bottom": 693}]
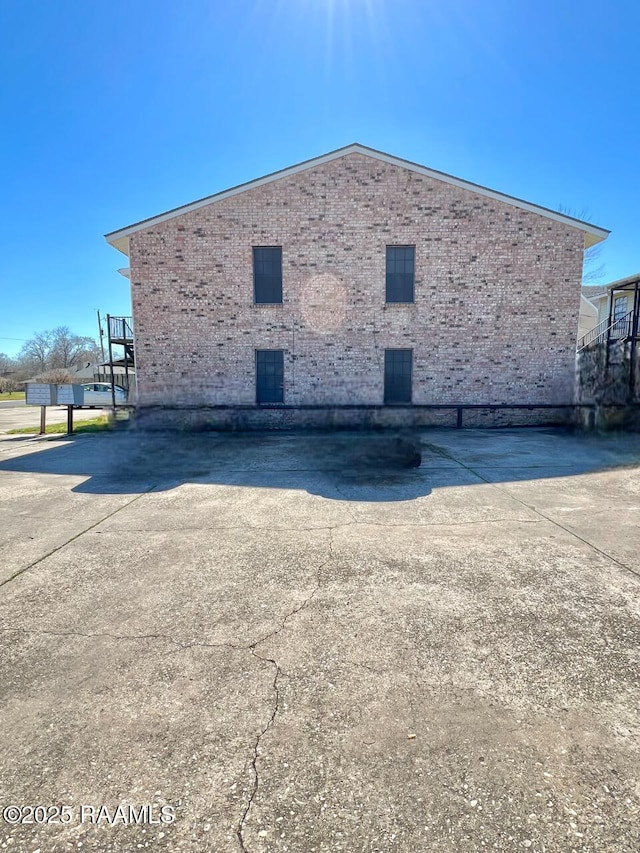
[{"left": 129, "top": 153, "right": 584, "bottom": 415}]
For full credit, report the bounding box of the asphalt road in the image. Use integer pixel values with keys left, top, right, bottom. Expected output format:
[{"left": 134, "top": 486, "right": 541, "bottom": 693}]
[
  {"left": 1, "top": 427, "right": 639, "bottom": 852},
  {"left": 0, "top": 402, "right": 109, "bottom": 433}
]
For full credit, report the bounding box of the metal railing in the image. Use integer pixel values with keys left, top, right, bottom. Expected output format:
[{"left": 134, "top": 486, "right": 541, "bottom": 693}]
[
  {"left": 577, "top": 310, "right": 633, "bottom": 352},
  {"left": 108, "top": 316, "right": 134, "bottom": 342}
]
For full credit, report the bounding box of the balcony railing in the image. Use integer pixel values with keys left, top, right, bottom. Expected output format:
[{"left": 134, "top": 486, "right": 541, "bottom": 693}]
[
  {"left": 108, "top": 316, "right": 134, "bottom": 342},
  {"left": 577, "top": 310, "right": 633, "bottom": 352}
]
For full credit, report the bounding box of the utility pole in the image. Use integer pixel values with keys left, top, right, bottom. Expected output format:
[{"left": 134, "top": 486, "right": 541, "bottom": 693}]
[
  {"left": 97, "top": 310, "right": 106, "bottom": 363},
  {"left": 106, "top": 314, "right": 116, "bottom": 410}
]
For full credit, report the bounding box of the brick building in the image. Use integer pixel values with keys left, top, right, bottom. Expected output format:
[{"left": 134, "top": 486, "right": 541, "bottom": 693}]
[{"left": 105, "top": 144, "right": 609, "bottom": 428}]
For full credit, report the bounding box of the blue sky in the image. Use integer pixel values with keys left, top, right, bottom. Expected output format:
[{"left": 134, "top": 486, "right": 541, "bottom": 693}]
[{"left": 1, "top": 0, "right": 638, "bottom": 357}]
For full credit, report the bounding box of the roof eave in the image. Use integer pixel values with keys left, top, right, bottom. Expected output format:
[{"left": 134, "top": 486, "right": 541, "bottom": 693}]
[
  {"left": 109, "top": 236, "right": 130, "bottom": 257},
  {"left": 604, "top": 272, "right": 640, "bottom": 291},
  {"left": 104, "top": 143, "right": 610, "bottom": 250}
]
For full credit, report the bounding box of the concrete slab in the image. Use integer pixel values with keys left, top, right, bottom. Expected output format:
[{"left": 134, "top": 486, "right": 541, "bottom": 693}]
[
  {"left": 0, "top": 526, "right": 329, "bottom": 646},
  {"left": 2, "top": 631, "right": 272, "bottom": 852},
  {"left": 0, "top": 427, "right": 639, "bottom": 852},
  {"left": 0, "top": 470, "right": 152, "bottom": 584},
  {"left": 475, "top": 467, "right": 640, "bottom": 574}
]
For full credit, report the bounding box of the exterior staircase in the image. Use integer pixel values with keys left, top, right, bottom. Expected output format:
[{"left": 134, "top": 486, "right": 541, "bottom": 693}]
[{"left": 577, "top": 310, "right": 634, "bottom": 352}]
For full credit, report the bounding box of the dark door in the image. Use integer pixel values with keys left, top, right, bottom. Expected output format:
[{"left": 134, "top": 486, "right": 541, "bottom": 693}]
[
  {"left": 384, "top": 349, "right": 412, "bottom": 404},
  {"left": 256, "top": 350, "right": 284, "bottom": 404}
]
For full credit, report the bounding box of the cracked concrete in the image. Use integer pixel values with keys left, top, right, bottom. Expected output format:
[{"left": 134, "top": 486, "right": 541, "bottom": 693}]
[
  {"left": 239, "top": 531, "right": 331, "bottom": 851},
  {"left": 1, "top": 427, "right": 640, "bottom": 852}
]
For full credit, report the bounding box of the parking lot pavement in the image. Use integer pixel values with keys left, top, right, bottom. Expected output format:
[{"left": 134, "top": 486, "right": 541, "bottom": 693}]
[
  {"left": 0, "top": 427, "right": 639, "bottom": 852},
  {"left": 0, "top": 403, "right": 110, "bottom": 433}
]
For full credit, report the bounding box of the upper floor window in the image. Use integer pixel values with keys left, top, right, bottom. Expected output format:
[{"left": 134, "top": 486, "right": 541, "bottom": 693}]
[
  {"left": 386, "top": 246, "right": 415, "bottom": 303},
  {"left": 613, "top": 296, "right": 629, "bottom": 323},
  {"left": 253, "top": 247, "right": 282, "bottom": 304}
]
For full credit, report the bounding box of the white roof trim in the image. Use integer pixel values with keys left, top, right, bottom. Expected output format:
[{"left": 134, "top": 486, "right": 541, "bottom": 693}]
[
  {"left": 105, "top": 143, "right": 610, "bottom": 256},
  {"left": 602, "top": 272, "right": 640, "bottom": 291}
]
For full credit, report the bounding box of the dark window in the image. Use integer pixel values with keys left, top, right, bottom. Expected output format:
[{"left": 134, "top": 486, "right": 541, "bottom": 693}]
[
  {"left": 256, "top": 350, "right": 284, "bottom": 404},
  {"left": 613, "top": 296, "right": 630, "bottom": 337},
  {"left": 384, "top": 349, "right": 412, "bottom": 404},
  {"left": 253, "top": 247, "right": 282, "bottom": 304},
  {"left": 386, "top": 246, "right": 415, "bottom": 303},
  {"left": 613, "top": 296, "right": 628, "bottom": 323}
]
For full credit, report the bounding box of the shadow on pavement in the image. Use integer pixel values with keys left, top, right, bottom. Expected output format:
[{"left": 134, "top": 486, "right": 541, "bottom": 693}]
[{"left": 1, "top": 427, "right": 640, "bottom": 502}]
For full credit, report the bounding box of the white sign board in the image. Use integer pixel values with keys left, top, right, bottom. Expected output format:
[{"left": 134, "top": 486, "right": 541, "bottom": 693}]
[
  {"left": 25, "top": 383, "right": 57, "bottom": 406},
  {"left": 56, "top": 384, "right": 84, "bottom": 405}
]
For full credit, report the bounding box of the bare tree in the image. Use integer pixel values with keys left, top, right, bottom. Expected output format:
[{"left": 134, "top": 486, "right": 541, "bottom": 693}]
[
  {"left": 557, "top": 205, "right": 606, "bottom": 284},
  {"left": 0, "top": 353, "right": 19, "bottom": 392},
  {"left": 0, "top": 352, "right": 14, "bottom": 375},
  {"left": 19, "top": 331, "right": 52, "bottom": 374},
  {"left": 18, "top": 327, "right": 100, "bottom": 375},
  {"left": 49, "top": 327, "right": 100, "bottom": 369},
  {"left": 0, "top": 376, "right": 19, "bottom": 393}
]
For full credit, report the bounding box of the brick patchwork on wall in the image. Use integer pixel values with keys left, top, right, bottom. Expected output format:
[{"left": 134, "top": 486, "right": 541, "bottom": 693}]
[{"left": 128, "top": 153, "right": 585, "bottom": 410}]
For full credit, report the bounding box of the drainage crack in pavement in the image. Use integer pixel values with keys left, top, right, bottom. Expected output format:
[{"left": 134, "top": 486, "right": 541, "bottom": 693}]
[
  {"left": 0, "top": 627, "right": 246, "bottom": 653},
  {"left": 92, "top": 523, "right": 341, "bottom": 534},
  {"left": 236, "top": 527, "right": 333, "bottom": 853},
  {"left": 327, "top": 517, "right": 542, "bottom": 528},
  {"left": 0, "top": 627, "right": 184, "bottom": 647},
  {"left": 236, "top": 653, "right": 282, "bottom": 853},
  {"left": 330, "top": 485, "right": 360, "bottom": 521},
  {"left": 87, "top": 518, "right": 544, "bottom": 536}
]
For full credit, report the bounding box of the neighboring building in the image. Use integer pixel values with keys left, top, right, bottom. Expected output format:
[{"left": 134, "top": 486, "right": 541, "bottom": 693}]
[
  {"left": 578, "top": 274, "right": 640, "bottom": 354},
  {"left": 580, "top": 285, "right": 607, "bottom": 313},
  {"left": 105, "top": 143, "right": 609, "bottom": 428},
  {"left": 583, "top": 275, "right": 640, "bottom": 328},
  {"left": 575, "top": 274, "right": 640, "bottom": 429},
  {"left": 578, "top": 291, "right": 599, "bottom": 340}
]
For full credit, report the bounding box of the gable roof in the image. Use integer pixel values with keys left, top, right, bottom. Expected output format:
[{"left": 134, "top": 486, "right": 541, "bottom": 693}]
[
  {"left": 581, "top": 285, "right": 608, "bottom": 300},
  {"left": 105, "top": 143, "right": 610, "bottom": 256}
]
